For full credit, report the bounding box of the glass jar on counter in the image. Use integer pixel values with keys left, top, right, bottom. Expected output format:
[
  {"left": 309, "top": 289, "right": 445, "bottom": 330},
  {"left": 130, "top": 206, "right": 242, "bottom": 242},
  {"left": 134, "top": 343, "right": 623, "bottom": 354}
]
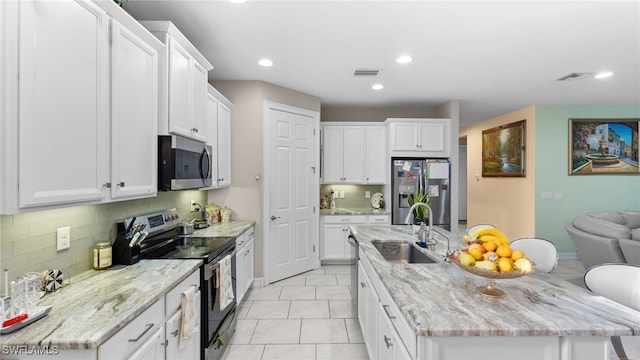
[{"left": 93, "top": 241, "right": 112, "bottom": 270}]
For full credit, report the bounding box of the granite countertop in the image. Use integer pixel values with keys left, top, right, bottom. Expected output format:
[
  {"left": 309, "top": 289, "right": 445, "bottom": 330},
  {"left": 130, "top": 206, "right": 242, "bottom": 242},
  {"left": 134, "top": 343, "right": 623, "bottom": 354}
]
[
  {"left": 1, "top": 259, "right": 202, "bottom": 349},
  {"left": 349, "top": 224, "right": 640, "bottom": 337},
  {"left": 192, "top": 220, "right": 255, "bottom": 237},
  {"left": 320, "top": 208, "right": 390, "bottom": 216}
]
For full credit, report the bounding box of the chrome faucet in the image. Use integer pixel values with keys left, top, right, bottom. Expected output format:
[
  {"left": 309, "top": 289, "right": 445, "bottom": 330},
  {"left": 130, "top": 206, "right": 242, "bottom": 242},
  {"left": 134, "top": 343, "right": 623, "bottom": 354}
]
[
  {"left": 404, "top": 202, "right": 451, "bottom": 259},
  {"left": 404, "top": 202, "right": 434, "bottom": 243}
]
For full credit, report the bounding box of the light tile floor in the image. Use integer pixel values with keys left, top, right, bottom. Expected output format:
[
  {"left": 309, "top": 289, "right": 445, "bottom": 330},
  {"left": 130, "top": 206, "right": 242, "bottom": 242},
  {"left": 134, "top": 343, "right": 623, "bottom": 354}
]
[{"left": 222, "top": 265, "right": 367, "bottom": 360}]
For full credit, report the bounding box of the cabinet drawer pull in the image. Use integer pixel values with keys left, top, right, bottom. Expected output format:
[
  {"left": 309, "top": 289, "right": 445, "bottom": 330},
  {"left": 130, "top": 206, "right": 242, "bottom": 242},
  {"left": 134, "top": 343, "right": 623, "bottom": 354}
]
[
  {"left": 382, "top": 304, "right": 396, "bottom": 319},
  {"left": 172, "top": 329, "right": 179, "bottom": 338},
  {"left": 384, "top": 335, "right": 393, "bottom": 348},
  {"left": 128, "top": 323, "right": 154, "bottom": 342}
]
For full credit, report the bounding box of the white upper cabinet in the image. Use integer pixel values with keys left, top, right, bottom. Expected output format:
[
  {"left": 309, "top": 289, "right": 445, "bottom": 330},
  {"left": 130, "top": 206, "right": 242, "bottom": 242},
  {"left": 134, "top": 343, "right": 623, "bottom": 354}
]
[
  {"left": 17, "top": 0, "right": 110, "bottom": 208},
  {"left": 321, "top": 123, "right": 387, "bottom": 184},
  {"left": 0, "top": 0, "right": 162, "bottom": 213},
  {"left": 141, "top": 21, "right": 214, "bottom": 143},
  {"left": 387, "top": 118, "right": 451, "bottom": 157},
  {"left": 364, "top": 125, "right": 386, "bottom": 184},
  {"left": 322, "top": 125, "right": 365, "bottom": 183},
  {"left": 206, "top": 85, "right": 232, "bottom": 189},
  {"left": 110, "top": 16, "right": 162, "bottom": 200},
  {"left": 216, "top": 100, "right": 232, "bottom": 187}
]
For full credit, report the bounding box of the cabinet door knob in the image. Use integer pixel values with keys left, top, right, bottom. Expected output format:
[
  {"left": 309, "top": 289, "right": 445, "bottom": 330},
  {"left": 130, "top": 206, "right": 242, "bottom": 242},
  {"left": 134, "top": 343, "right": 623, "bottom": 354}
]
[{"left": 118, "top": 182, "right": 125, "bottom": 187}]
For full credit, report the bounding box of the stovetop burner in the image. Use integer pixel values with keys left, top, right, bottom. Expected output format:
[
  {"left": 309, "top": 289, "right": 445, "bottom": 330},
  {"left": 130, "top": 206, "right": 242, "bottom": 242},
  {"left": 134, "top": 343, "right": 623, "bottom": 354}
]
[{"left": 122, "top": 209, "right": 235, "bottom": 263}]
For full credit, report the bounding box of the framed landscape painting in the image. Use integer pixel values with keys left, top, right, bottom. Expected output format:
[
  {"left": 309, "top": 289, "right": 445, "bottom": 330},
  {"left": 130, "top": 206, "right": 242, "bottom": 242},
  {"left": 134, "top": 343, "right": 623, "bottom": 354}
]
[
  {"left": 482, "top": 120, "right": 526, "bottom": 177},
  {"left": 569, "top": 118, "right": 639, "bottom": 175}
]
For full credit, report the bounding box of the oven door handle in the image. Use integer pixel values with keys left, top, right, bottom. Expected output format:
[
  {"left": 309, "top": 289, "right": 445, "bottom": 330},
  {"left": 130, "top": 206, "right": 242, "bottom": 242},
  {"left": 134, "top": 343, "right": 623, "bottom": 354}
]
[{"left": 207, "top": 247, "right": 236, "bottom": 272}]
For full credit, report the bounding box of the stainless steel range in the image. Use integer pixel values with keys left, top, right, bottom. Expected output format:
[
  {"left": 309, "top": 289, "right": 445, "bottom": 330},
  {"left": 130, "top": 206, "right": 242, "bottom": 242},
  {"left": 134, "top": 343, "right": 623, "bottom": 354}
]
[{"left": 121, "top": 209, "right": 237, "bottom": 360}]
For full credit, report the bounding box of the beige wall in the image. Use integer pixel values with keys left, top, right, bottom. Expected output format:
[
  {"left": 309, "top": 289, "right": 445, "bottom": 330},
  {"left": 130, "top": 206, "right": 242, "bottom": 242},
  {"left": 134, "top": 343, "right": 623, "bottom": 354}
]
[
  {"left": 321, "top": 106, "right": 437, "bottom": 122},
  {"left": 208, "top": 80, "right": 321, "bottom": 279},
  {"left": 459, "top": 106, "right": 536, "bottom": 239}
]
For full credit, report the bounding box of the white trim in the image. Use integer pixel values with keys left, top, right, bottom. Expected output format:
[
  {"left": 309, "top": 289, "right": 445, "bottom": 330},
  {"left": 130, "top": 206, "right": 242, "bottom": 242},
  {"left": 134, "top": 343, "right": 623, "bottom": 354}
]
[
  {"left": 559, "top": 252, "right": 581, "bottom": 261},
  {"left": 262, "top": 101, "right": 320, "bottom": 285}
]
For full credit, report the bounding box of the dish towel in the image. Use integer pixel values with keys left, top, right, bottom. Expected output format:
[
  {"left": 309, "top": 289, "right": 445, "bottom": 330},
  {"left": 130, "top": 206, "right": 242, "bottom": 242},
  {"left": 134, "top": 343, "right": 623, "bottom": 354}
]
[
  {"left": 180, "top": 285, "right": 200, "bottom": 348},
  {"left": 219, "top": 254, "right": 234, "bottom": 311}
]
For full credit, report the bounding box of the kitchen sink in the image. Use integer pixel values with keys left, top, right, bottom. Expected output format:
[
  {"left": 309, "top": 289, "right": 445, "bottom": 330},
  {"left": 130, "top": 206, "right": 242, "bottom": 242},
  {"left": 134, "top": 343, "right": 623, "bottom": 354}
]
[{"left": 371, "top": 240, "right": 438, "bottom": 264}]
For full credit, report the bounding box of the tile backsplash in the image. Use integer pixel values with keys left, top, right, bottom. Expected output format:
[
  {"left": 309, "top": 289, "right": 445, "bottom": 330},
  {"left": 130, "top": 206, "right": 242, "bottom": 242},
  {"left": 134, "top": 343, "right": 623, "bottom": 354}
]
[
  {"left": 320, "top": 184, "right": 385, "bottom": 209},
  {"left": 0, "top": 191, "right": 208, "bottom": 295}
]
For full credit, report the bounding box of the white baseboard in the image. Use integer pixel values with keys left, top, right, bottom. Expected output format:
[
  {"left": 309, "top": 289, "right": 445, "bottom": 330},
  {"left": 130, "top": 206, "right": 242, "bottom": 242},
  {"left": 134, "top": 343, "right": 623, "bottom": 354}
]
[
  {"left": 250, "top": 277, "right": 265, "bottom": 288},
  {"left": 559, "top": 252, "right": 581, "bottom": 261}
]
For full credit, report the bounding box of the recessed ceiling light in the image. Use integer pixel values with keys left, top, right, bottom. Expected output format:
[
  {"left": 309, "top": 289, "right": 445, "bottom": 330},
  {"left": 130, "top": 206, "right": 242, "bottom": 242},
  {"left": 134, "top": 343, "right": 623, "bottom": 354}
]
[
  {"left": 371, "top": 83, "right": 384, "bottom": 90},
  {"left": 594, "top": 71, "right": 614, "bottom": 79},
  {"left": 396, "top": 55, "right": 413, "bottom": 64},
  {"left": 258, "top": 58, "right": 273, "bottom": 67}
]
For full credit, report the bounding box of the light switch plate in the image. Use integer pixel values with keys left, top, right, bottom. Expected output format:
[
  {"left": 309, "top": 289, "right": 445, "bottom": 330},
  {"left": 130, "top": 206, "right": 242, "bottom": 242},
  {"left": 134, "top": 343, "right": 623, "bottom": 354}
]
[
  {"left": 365, "top": 191, "right": 371, "bottom": 198},
  {"left": 57, "top": 226, "right": 70, "bottom": 251},
  {"left": 339, "top": 191, "right": 345, "bottom": 198}
]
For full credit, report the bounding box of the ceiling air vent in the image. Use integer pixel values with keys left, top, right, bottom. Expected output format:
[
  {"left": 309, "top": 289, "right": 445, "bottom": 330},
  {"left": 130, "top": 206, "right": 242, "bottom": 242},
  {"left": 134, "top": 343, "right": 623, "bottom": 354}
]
[
  {"left": 556, "top": 72, "right": 592, "bottom": 81},
  {"left": 353, "top": 69, "right": 379, "bottom": 77}
]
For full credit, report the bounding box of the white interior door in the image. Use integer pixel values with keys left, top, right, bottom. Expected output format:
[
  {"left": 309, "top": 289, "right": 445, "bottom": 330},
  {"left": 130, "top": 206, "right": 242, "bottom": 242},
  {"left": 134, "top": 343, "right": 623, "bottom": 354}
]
[{"left": 265, "top": 102, "right": 319, "bottom": 284}]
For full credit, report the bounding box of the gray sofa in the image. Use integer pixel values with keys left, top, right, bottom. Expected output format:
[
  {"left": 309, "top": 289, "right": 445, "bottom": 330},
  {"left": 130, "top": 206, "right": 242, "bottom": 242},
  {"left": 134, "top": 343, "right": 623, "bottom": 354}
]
[{"left": 565, "top": 211, "right": 640, "bottom": 270}]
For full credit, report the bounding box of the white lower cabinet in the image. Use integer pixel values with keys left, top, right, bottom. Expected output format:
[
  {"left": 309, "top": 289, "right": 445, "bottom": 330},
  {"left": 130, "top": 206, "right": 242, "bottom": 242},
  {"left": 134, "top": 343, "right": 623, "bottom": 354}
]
[
  {"left": 321, "top": 215, "right": 389, "bottom": 261},
  {"left": 378, "top": 302, "right": 412, "bottom": 360},
  {"left": 359, "top": 251, "right": 414, "bottom": 360},
  {"left": 94, "top": 268, "right": 200, "bottom": 360},
  {"left": 235, "top": 226, "right": 255, "bottom": 303},
  {"left": 358, "top": 259, "right": 379, "bottom": 359},
  {"left": 321, "top": 215, "right": 367, "bottom": 261},
  {"left": 98, "top": 298, "right": 166, "bottom": 360},
  {"left": 129, "top": 326, "right": 165, "bottom": 360}
]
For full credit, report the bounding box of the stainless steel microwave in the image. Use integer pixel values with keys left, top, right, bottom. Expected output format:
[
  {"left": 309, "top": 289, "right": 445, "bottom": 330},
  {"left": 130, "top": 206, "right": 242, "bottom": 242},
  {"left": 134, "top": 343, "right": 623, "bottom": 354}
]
[{"left": 158, "top": 135, "right": 212, "bottom": 191}]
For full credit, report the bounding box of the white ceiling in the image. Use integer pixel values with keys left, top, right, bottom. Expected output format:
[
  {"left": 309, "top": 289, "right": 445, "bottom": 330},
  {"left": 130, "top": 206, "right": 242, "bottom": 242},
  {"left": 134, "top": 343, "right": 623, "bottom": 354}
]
[{"left": 124, "top": 0, "right": 640, "bottom": 127}]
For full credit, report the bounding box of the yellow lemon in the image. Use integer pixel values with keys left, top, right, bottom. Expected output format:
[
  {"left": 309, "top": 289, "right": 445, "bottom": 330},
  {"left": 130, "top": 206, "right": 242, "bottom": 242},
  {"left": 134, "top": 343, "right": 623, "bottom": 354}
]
[
  {"left": 468, "top": 247, "right": 484, "bottom": 261},
  {"left": 511, "top": 250, "right": 525, "bottom": 261},
  {"left": 497, "top": 257, "right": 514, "bottom": 272},
  {"left": 496, "top": 245, "right": 512, "bottom": 258}
]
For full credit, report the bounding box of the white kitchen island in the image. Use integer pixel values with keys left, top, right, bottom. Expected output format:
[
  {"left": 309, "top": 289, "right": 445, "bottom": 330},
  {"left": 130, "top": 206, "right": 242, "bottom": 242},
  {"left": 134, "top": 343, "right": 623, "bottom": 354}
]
[{"left": 350, "top": 225, "right": 640, "bottom": 360}]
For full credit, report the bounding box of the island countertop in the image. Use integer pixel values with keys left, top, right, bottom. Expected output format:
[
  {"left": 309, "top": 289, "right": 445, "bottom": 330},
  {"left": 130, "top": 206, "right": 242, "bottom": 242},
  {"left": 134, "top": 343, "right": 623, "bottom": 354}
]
[
  {"left": 0, "top": 259, "right": 202, "bottom": 350},
  {"left": 349, "top": 224, "right": 640, "bottom": 337}
]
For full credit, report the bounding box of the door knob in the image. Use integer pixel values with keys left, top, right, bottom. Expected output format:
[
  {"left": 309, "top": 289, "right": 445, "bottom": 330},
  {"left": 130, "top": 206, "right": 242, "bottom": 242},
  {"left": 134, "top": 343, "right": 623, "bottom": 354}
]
[{"left": 271, "top": 216, "right": 281, "bottom": 221}]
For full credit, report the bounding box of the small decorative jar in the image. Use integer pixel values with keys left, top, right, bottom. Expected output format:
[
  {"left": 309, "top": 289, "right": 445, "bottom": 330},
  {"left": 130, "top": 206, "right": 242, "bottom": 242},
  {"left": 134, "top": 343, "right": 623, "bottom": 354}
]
[
  {"left": 220, "top": 207, "right": 232, "bottom": 223},
  {"left": 93, "top": 241, "right": 112, "bottom": 270}
]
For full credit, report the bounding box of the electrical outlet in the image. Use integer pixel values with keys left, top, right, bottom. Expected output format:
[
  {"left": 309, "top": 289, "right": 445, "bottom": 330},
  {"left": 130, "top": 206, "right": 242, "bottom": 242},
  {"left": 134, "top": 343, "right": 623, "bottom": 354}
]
[
  {"left": 365, "top": 191, "right": 371, "bottom": 198},
  {"left": 191, "top": 200, "right": 198, "bottom": 212},
  {"left": 339, "top": 191, "right": 345, "bottom": 198},
  {"left": 57, "top": 226, "right": 70, "bottom": 251}
]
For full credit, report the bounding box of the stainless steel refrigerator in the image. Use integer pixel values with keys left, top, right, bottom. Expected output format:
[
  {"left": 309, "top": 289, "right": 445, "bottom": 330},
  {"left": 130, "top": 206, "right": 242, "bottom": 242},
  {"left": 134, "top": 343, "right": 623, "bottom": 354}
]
[{"left": 392, "top": 158, "right": 451, "bottom": 229}]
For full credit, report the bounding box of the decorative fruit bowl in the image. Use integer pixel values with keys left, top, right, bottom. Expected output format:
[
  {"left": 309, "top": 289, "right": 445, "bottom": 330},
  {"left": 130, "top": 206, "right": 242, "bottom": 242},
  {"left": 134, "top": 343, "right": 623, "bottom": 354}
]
[{"left": 449, "top": 253, "right": 534, "bottom": 298}]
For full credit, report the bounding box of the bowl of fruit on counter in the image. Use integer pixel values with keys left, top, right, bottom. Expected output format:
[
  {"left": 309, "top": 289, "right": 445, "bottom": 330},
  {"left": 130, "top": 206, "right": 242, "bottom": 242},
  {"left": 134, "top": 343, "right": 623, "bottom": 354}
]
[{"left": 450, "top": 227, "right": 534, "bottom": 298}]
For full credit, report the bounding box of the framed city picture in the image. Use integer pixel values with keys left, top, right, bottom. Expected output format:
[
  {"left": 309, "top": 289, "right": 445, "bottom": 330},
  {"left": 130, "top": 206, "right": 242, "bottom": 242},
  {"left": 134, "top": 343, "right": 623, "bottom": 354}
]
[
  {"left": 482, "top": 120, "right": 526, "bottom": 177},
  {"left": 569, "top": 118, "right": 639, "bottom": 175}
]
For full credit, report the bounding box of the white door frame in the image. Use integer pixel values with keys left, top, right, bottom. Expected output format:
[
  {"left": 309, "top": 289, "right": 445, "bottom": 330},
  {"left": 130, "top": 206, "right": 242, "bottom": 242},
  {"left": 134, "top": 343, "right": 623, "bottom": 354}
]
[{"left": 262, "top": 101, "right": 320, "bottom": 285}]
